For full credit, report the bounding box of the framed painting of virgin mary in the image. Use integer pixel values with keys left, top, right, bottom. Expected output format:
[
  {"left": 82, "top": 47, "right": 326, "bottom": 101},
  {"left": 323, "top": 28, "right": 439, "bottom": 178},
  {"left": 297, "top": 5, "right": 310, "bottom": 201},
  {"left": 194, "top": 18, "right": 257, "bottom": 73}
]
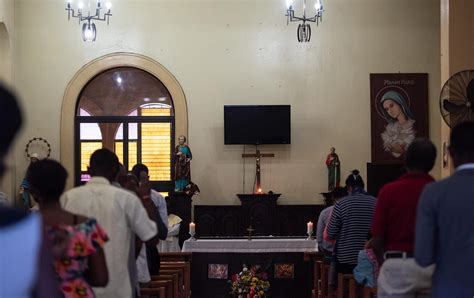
[{"left": 370, "top": 73, "right": 429, "bottom": 164}]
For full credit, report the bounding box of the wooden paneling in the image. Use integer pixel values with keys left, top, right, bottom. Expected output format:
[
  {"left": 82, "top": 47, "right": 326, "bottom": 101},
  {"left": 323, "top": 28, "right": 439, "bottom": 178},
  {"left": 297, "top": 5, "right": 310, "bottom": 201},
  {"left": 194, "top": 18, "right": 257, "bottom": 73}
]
[{"left": 195, "top": 204, "right": 325, "bottom": 237}]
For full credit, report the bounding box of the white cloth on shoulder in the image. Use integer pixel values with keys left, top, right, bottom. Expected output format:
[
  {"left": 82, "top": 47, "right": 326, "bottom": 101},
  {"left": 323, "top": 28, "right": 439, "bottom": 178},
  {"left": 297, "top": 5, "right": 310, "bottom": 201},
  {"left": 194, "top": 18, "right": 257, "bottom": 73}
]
[{"left": 159, "top": 214, "right": 182, "bottom": 253}]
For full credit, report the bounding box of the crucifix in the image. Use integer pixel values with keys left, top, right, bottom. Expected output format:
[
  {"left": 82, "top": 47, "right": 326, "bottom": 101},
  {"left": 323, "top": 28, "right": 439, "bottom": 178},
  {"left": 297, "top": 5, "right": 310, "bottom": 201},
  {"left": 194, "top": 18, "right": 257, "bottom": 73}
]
[
  {"left": 246, "top": 225, "right": 255, "bottom": 241},
  {"left": 242, "top": 149, "right": 275, "bottom": 194}
]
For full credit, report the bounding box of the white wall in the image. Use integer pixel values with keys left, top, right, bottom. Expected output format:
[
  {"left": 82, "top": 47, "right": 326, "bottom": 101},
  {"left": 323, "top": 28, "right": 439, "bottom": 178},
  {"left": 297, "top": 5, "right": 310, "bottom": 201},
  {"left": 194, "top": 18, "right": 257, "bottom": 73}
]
[{"left": 12, "top": 0, "right": 441, "bottom": 205}]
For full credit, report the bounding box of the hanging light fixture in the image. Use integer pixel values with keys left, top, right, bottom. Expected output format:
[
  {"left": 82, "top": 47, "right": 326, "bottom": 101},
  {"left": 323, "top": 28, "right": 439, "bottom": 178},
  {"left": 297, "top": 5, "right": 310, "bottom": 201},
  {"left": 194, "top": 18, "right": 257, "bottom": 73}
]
[
  {"left": 65, "top": 0, "right": 112, "bottom": 42},
  {"left": 285, "top": 0, "right": 324, "bottom": 42}
]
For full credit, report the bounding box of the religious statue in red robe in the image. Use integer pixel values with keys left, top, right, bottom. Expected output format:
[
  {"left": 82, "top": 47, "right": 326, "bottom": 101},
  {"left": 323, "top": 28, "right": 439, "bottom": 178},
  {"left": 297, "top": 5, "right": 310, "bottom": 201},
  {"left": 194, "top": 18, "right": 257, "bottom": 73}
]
[{"left": 325, "top": 147, "right": 340, "bottom": 191}]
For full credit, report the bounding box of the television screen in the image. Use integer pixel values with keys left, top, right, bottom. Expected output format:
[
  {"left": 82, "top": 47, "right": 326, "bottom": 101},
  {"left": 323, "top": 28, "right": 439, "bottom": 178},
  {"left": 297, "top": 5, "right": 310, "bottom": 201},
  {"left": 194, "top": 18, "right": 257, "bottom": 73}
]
[{"left": 224, "top": 105, "right": 291, "bottom": 145}]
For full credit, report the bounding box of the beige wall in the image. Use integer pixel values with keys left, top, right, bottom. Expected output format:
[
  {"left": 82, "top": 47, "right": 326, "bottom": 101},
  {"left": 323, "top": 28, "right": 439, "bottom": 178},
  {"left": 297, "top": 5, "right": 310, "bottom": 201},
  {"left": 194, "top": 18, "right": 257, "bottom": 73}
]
[
  {"left": 11, "top": 0, "right": 441, "bottom": 205},
  {"left": 440, "top": 0, "right": 474, "bottom": 177}
]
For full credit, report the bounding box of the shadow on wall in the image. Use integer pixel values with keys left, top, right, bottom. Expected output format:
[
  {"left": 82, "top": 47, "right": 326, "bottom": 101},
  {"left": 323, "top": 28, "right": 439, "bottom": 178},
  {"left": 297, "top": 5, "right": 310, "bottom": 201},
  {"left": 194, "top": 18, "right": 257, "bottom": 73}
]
[
  {"left": 0, "top": 22, "right": 12, "bottom": 83},
  {"left": 0, "top": 21, "right": 15, "bottom": 202}
]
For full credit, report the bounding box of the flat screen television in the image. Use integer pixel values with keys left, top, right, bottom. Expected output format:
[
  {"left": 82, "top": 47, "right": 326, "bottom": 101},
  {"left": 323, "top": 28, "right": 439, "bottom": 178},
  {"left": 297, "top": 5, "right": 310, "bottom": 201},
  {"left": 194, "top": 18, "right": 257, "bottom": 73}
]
[{"left": 224, "top": 105, "right": 291, "bottom": 145}]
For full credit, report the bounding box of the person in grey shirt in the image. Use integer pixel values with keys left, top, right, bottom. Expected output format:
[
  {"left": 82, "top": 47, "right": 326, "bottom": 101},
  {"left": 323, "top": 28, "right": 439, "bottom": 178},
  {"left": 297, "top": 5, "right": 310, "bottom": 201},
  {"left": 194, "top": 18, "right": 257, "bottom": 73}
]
[
  {"left": 316, "top": 187, "right": 347, "bottom": 255},
  {"left": 415, "top": 121, "right": 474, "bottom": 298},
  {"left": 316, "top": 186, "right": 347, "bottom": 291}
]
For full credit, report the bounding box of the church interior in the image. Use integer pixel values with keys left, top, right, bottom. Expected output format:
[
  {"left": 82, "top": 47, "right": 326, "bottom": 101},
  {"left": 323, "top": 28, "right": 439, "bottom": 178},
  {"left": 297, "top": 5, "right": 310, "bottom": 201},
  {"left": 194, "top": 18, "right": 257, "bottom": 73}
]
[{"left": 1, "top": 0, "right": 474, "bottom": 297}]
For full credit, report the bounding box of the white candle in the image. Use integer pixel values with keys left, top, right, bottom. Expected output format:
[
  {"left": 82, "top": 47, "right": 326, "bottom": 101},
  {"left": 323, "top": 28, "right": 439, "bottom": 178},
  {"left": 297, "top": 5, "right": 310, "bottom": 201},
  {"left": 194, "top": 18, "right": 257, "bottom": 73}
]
[
  {"left": 189, "top": 222, "right": 195, "bottom": 234},
  {"left": 307, "top": 221, "right": 313, "bottom": 234}
]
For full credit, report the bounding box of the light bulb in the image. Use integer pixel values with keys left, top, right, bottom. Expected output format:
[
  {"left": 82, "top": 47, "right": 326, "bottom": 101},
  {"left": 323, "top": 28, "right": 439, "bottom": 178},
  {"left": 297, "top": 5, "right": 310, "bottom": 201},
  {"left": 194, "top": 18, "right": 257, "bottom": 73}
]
[
  {"left": 105, "top": 1, "right": 112, "bottom": 10},
  {"left": 286, "top": 0, "right": 293, "bottom": 9},
  {"left": 315, "top": 0, "right": 322, "bottom": 11},
  {"left": 84, "top": 28, "right": 93, "bottom": 40},
  {"left": 77, "top": 1, "right": 84, "bottom": 9}
]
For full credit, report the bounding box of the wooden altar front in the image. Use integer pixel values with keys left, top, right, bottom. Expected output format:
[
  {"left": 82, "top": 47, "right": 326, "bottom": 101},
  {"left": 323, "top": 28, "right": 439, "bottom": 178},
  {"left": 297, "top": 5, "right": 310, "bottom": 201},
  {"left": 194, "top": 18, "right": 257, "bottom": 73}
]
[{"left": 182, "top": 238, "right": 318, "bottom": 298}]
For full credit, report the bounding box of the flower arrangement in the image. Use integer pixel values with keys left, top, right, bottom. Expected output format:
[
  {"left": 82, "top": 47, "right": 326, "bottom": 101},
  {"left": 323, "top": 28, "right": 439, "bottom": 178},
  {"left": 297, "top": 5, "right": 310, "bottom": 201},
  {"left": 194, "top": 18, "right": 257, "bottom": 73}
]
[{"left": 229, "top": 264, "right": 270, "bottom": 298}]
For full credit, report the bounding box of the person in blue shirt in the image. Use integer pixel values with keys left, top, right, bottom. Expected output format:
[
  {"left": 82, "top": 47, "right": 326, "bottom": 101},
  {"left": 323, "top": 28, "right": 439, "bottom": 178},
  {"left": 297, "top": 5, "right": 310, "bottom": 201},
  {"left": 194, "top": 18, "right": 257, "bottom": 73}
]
[{"left": 415, "top": 121, "right": 474, "bottom": 298}]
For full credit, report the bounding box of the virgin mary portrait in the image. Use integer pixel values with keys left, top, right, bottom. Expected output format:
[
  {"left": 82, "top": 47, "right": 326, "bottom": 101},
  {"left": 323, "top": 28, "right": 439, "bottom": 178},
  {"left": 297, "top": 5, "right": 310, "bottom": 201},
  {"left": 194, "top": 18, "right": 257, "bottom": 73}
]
[{"left": 378, "top": 90, "right": 416, "bottom": 158}]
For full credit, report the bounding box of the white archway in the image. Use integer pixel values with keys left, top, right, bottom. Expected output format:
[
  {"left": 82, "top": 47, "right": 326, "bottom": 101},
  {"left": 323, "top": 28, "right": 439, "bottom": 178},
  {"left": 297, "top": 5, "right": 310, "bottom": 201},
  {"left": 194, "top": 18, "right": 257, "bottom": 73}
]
[{"left": 61, "top": 52, "right": 188, "bottom": 189}]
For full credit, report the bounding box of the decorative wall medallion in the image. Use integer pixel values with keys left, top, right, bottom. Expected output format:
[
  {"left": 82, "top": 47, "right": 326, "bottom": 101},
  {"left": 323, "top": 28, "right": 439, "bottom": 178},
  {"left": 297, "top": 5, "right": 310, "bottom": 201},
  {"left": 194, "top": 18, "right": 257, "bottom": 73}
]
[{"left": 25, "top": 137, "right": 51, "bottom": 159}]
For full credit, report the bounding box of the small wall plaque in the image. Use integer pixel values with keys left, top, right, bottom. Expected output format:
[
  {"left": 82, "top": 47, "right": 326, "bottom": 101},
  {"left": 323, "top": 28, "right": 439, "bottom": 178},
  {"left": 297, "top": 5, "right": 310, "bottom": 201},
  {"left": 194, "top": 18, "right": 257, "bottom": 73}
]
[
  {"left": 274, "top": 263, "right": 294, "bottom": 279},
  {"left": 208, "top": 264, "right": 228, "bottom": 279}
]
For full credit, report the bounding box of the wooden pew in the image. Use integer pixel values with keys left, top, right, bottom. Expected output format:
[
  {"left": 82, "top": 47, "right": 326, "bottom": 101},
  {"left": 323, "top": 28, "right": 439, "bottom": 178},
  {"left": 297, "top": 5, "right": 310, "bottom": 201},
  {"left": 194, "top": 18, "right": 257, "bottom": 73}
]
[
  {"left": 160, "top": 252, "right": 192, "bottom": 263},
  {"left": 151, "top": 273, "right": 180, "bottom": 298},
  {"left": 140, "top": 287, "right": 166, "bottom": 298},
  {"left": 304, "top": 251, "right": 324, "bottom": 298},
  {"left": 319, "top": 262, "right": 331, "bottom": 298},
  {"left": 337, "top": 273, "right": 357, "bottom": 298},
  {"left": 161, "top": 262, "right": 191, "bottom": 298},
  {"left": 361, "top": 286, "right": 377, "bottom": 298},
  {"left": 144, "top": 280, "right": 173, "bottom": 298},
  {"left": 160, "top": 252, "right": 192, "bottom": 297}
]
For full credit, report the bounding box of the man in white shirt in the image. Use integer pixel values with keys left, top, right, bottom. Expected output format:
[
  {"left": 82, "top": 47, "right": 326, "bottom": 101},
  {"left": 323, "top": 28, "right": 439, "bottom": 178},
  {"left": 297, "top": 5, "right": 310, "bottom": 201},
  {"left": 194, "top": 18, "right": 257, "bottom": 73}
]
[
  {"left": 62, "top": 149, "right": 158, "bottom": 298},
  {"left": 131, "top": 164, "right": 168, "bottom": 278}
]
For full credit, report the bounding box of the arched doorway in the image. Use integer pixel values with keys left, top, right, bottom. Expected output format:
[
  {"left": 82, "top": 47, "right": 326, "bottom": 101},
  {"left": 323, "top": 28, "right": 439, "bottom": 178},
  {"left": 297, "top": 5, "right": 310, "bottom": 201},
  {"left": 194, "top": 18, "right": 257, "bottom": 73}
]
[
  {"left": 76, "top": 67, "right": 176, "bottom": 191},
  {"left": 61, "top": 53, "right": 188, "bottom": 191}
]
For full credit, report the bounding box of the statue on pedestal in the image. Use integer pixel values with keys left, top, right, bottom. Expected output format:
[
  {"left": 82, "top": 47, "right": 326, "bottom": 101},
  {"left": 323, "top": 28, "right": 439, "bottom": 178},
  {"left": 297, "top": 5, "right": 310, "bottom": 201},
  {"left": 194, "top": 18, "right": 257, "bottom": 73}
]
[
  {"left": 325, "top": 147, "right": 340, "bottom": 191},
  {"left": 19, "top": 153, "right": 40, "bottom": 209},
  {"left": 173, "top": 135, "right": 192, "bottom": 192}
]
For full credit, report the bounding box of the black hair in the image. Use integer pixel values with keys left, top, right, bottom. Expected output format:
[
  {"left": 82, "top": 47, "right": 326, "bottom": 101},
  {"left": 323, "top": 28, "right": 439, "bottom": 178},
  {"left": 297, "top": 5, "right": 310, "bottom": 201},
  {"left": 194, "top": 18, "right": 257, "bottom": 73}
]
[
  {"left": 131, "top": 163, "right": 149, "bottom": 179},
  {"left": 345, "top": 169, "right": 365, "bottom": 189},
  {"left": 28, "top": 159, "right": 68, "bottom": 201},
  {"left": 405, "top": 138, "right": 436, "bottom": 172},
  {"left": 127, "top": 173, "right": 139, "bottom": 185},
  {"left": 332, "top": 186, "right": 348, "bottom": 199},
  {"left": 89, "top": 149, "right": 119, "bottom": 178},
  {"left": 450, "top": 121, "right": 474, "bottom": 163},
  {"left": 324, "top": 186, "right": 347, "bottom": 207}
]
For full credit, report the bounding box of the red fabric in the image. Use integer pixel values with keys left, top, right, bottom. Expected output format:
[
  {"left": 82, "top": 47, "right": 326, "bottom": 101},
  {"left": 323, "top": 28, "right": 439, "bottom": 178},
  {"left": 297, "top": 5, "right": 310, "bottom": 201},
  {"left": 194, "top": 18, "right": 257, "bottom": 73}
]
[
  {"left": 325, "top": 154, "right": 333, "bottom": 166},
  {"left": 371, "top": 173, "right": 434, "bottom": 252}
]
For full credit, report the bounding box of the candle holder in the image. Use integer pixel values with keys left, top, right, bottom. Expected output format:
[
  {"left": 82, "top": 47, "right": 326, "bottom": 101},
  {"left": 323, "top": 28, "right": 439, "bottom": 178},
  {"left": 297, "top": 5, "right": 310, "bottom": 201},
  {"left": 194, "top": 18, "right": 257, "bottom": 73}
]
[
  {"left": 189, "top": 231, "right": 196, "bottom": 241},
  {"left": 306, "top": 231, "right": 313, "bottom": 240}
]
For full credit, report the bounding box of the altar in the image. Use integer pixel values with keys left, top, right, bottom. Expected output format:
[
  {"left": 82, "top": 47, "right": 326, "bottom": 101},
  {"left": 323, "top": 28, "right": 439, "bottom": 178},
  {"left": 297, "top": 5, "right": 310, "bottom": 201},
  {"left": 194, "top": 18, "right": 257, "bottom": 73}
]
[{"left": 182, "top": 237, "right": 318, "bottom": 298}]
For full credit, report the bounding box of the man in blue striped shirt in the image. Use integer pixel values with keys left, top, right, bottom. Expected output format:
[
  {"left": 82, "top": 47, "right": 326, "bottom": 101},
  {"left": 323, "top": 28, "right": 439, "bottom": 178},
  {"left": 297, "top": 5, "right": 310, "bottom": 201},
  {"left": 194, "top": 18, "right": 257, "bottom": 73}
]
[{"left": 327, "top": 170, "right": 377, "bottom": 275}]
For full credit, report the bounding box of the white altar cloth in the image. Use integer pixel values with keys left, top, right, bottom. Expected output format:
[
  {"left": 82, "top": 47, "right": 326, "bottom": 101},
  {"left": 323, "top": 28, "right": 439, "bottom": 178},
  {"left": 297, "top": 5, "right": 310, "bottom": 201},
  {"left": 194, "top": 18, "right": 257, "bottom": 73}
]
[{"left": 181, "top": 238, "right": 318, "bottom": 253}]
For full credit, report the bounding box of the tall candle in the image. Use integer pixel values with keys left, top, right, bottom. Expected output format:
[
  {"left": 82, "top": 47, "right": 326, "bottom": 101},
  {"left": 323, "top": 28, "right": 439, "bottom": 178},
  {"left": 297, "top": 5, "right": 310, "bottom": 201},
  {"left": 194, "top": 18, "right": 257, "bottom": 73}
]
[
  {"left": 307, "top": 221, "right": 313, "bottom": 234},
  {"left": 189, "top": 222, "right": 196, "bottom": 234}
]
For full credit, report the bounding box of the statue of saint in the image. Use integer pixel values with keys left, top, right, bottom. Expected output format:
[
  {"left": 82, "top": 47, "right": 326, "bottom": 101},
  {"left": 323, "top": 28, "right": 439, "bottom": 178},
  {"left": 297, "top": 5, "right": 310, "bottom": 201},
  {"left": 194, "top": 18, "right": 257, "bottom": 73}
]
[
  {"left": 173, "top": 135, "right": 192, "bottom": 192},
  {"left": 325, "top": 147, "right": 340, "bottom": 191},
  {"left": 19, "top": 153, "right": 40, "bottom": 209}
]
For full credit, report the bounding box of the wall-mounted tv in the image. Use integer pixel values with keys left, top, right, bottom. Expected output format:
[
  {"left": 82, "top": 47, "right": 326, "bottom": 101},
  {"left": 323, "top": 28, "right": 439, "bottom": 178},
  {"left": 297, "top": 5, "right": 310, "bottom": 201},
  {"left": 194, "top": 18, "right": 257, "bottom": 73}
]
[{"left": 224, "top": 105, "right": 291, "bottom": 145}]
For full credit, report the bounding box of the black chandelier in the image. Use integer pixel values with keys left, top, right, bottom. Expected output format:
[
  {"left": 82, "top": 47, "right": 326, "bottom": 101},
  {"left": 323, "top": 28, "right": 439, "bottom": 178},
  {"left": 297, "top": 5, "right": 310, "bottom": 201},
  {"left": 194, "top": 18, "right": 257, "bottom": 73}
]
[
  {"left": 285, "top": 0, "right": 324, "bottom": 42},
  {"left": 65, "top": 0, "right": 112, "bottom": 42}
]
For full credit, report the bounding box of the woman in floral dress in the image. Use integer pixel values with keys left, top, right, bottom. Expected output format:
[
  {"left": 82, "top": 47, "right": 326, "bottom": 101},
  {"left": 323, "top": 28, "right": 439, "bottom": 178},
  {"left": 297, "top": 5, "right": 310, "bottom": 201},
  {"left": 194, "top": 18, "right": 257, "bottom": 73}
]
[{"left": 28, "top": 159, "right": 109, "bottom": 297}]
